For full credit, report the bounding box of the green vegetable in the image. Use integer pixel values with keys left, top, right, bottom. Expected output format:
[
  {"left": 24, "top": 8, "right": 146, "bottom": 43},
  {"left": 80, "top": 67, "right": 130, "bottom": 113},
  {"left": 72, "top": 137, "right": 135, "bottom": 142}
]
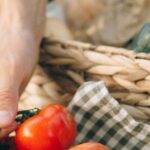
[{"left": 129, "top": 22, "right": 150, "bottom": 53}]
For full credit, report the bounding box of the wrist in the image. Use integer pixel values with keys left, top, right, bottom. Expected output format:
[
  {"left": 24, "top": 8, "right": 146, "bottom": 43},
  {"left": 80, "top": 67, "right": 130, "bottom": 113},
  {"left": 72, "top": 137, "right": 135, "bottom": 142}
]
[
  {"left": 0, "top": 0, "right": 46, "bottom": 44},
  {"left": 0, "top": 1, "right": 31, "bottom": 29}
]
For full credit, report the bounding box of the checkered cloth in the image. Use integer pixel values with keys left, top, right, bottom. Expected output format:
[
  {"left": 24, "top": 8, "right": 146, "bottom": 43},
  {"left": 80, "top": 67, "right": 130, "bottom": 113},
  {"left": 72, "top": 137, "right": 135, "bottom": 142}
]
[{"left": 68, "top": 81, "right": 150, "bottom": 150}]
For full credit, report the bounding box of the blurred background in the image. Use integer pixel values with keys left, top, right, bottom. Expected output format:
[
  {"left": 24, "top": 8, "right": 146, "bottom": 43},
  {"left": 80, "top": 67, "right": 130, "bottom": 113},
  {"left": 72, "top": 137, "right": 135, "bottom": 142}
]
[
  {"left": 46, "top": 0, "right": 150, "bottom": 46},
  {"left": 19, "top": 0, "right": 150, "bottom": 113}
]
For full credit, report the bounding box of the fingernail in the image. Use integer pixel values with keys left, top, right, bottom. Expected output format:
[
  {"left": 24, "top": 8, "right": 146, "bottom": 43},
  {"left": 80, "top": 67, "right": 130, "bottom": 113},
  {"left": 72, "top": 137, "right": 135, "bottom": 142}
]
[{"left": 0, "top": 111, "right": 12, "bottom": 127}]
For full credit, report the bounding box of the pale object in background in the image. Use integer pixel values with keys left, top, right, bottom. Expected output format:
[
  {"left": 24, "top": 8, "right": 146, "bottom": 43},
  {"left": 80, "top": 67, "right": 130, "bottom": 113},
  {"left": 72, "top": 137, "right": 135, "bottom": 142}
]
[
  {"left": 58, "top": 0, "right": 102, "bottom": 42},
  {"left": 59, "top": 0, "right": 150, "bottom": 46},
  {"left": 45, "top": 17, "right": 73, "bottom": 40},
  {"left": 46, "top": 1, "right": 65, "bottom": 20}
]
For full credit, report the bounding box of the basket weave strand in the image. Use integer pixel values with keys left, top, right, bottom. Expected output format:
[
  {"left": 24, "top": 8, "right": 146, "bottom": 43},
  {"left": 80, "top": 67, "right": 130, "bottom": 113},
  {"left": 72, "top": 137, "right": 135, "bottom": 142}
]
[
  {"left": 19, "top": 65, "right": 72, "bottom": 110},
  {"left": 40, "top": 39, "right": 150, "bottom": 123}
]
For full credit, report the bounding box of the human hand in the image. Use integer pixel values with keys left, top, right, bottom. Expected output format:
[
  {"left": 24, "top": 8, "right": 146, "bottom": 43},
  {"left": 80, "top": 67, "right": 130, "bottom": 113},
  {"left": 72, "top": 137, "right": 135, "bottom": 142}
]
[
  {"left": 0, "top": 0, "right": 47, "bottom": 138},
  {"left": 0, "top": 26, "right": 39, "bottom": 138}
]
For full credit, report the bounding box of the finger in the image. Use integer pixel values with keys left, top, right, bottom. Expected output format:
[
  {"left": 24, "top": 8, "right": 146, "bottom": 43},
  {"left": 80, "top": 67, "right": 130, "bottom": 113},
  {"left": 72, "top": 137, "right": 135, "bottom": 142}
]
[
  {"left": 0, "top": 89, "right": 18, "bottom": 128},
  {"left": 0, "top": 122, "right": 18, "bottom": 139},
  {"left": 0, "top": 62, "right": 20, "bottom": 128}
]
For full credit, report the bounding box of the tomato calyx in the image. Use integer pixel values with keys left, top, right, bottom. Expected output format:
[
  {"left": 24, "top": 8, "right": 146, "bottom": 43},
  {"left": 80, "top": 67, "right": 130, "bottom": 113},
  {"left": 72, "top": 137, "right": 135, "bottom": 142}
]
[{"left": 16, "top": 108, "right": 40, "bottom": 123}]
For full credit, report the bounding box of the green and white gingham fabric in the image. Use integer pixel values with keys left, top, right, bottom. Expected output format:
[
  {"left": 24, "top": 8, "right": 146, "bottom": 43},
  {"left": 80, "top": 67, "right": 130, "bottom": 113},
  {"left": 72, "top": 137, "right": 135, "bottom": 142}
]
[{"left": 68, "top": 81, "right": 150, "bottom": 150}]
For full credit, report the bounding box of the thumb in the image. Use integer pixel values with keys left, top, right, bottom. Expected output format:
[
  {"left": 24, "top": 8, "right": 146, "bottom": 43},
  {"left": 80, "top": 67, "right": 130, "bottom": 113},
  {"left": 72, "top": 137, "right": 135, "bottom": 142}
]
[
  {"left": 0, "top": 63, "right": 20, "bottom": 129},
  {"left": 0, "top": 62, "right": 25, "bottom": 138},
  {"left": 0, "top": 89, "right": 18, "bottom": 128}
]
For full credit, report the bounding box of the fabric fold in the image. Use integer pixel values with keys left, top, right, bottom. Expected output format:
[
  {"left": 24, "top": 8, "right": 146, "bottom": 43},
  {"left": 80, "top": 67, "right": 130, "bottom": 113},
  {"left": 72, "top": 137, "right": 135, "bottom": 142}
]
[{"left": 68, "top": 81, "right": 150, "bottom": 150}]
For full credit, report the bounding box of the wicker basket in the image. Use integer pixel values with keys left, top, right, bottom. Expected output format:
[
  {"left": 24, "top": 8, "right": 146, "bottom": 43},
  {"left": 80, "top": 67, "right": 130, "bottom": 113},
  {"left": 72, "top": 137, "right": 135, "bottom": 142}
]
[
  {"left": 19, "top": 65, "right": 72, "bottom": 110},
  {"left": 38, "top": 39, "right": 150, "bottom": 124}
]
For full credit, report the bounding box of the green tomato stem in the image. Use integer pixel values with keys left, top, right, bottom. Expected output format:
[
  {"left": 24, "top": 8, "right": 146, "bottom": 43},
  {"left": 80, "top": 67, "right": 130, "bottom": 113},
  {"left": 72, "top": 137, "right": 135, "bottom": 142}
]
[{"left": 16, "top": 108, "right": 40, "bottom": 123}]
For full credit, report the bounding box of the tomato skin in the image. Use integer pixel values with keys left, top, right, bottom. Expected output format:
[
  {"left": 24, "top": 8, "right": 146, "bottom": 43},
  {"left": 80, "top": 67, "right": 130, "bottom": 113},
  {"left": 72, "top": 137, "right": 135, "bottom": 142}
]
[
  {"left": 15, "top": 104, "right": 77, "bottom": 150},
  {"left": 69, "top": 142, "right": 109, "bottom": 150}
]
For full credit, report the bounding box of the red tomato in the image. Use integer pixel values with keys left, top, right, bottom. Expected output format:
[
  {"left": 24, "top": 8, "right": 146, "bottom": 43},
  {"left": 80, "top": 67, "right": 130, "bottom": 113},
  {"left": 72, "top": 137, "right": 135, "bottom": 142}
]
[
  {"left": 69, "top": 142, "right": 109, "bottom": 150},
  {"left": 15, "top": 104, "right": 77, "bottom": 150}
]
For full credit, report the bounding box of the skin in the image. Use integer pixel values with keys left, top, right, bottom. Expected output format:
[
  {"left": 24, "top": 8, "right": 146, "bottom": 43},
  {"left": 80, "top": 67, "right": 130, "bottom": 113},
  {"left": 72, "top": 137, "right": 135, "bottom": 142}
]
[{"left": 0, "top": 0, "right": 47, "bottom": 138}]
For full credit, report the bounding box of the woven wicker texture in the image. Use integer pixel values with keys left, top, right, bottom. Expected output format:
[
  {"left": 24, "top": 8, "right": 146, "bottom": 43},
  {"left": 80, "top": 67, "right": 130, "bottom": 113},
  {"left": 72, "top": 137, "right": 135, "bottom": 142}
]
[
  {"left": 39, "top": 39, "right": 150, "bottom": 123},
  {"left": 19, "top": 65, "right": 71, "bottom": 110}
]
